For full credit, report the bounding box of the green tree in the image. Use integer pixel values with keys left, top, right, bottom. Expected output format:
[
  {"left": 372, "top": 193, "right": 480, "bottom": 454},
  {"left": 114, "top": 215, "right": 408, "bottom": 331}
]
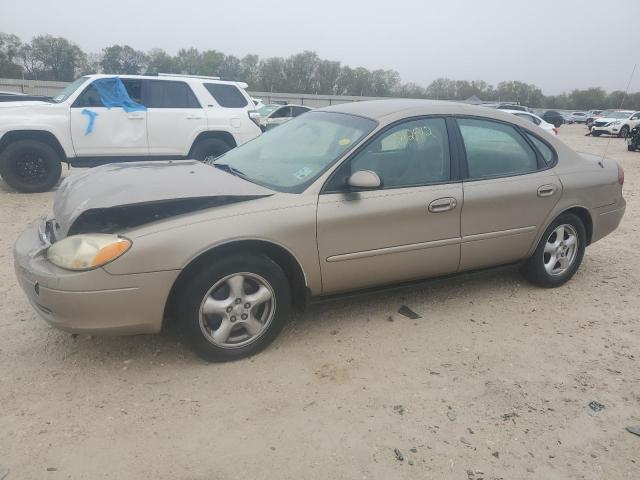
[
  {"left": 100, "top": 45, "right": 147, "bottom": 74},
  {"left": 0, "top": 33, "right": 22, "bottom": 78},
  {"left": 20, "top": 35, "right": 86, "bottom": 81},
  {"left": 146, "top": 48, "right": 178, "bottom": 74}
]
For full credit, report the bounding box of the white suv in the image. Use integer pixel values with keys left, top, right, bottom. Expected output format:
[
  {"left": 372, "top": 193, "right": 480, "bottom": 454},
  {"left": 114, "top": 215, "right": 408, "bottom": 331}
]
[
  {"left": 590, "top": 110, "right": 640, "bottom": 138},
  {"left": 0, "top": 74, "right": 262, "bottom": 192}
]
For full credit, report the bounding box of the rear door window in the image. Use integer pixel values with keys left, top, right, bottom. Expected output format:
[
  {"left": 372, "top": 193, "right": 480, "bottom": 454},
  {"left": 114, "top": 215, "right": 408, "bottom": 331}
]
[
  {"left": 270, "top": 106, "right": 292, "bottom": 119},
  {"left": 458, "top": 118, "right": 539, "bottom": 179},
  {"left": 204, "top": 83, "right": 248, "bottom": 108},
  {"left": 143, "top": 80, "right": 201, "bottom": 108}
]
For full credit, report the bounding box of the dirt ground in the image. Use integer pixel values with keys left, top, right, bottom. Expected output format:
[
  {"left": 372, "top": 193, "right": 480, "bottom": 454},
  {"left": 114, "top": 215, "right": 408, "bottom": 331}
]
[{"left": 0, "top": 124, "right": 638, "bottom": 480}]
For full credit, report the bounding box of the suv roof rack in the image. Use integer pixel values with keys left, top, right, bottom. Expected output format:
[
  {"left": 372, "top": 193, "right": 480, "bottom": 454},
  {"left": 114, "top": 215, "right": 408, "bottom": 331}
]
[{"left": 157, "top": 73, "right": 221, "bottom": 80}]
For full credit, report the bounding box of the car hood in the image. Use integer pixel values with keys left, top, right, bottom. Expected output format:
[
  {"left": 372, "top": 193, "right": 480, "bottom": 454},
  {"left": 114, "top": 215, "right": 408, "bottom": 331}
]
[
  {"left": 53, "top": 160, "right": 274, "bottom": 236},
  {"left": 596, "top": 117, "right": 627, "bottom": 122}
]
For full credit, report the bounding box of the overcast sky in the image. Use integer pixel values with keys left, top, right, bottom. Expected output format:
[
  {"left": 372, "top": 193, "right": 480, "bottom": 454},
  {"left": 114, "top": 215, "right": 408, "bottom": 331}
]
[{"left": 2, "top": 0, "right": 639, "bottom": 94}]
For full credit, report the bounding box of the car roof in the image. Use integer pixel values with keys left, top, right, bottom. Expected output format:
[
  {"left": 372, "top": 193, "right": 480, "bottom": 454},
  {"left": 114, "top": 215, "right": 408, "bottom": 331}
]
[{"left": 316, "top": 99, "right": 549, "bottom": 129}]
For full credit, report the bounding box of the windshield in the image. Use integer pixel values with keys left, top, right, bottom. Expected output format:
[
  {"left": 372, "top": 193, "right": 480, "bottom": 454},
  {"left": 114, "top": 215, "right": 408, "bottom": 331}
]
[
  {"left": 604, "top": 111, "right": 633, "bottom": 119},
  {"left": 210, "top": 111, "right": 377, "bottom": 193},
  {"left": 52, "top": 76, "right": 89, "bottom": 103},
  {"left": 257, "top": 105, "right": 278, "bottom": 116}
]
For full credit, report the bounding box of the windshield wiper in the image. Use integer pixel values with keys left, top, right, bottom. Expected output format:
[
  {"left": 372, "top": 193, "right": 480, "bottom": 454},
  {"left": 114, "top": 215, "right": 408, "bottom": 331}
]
[{"left": 212, "top": 162, "right": 247, "bottom": 179}]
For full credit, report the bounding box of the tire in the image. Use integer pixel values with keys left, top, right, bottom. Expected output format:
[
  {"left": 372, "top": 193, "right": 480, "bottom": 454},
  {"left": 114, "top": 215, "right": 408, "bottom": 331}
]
[
  {"left": 521, "top": 213, "right": 586, "bottom": 288},
  {"left": 628, "top": 144, "right": 635, "bottom": 151},
  {"left": 178, "top": 253, "right": 291, "bottom": 362},
  {"left": 591, "top": 131, "right": 602, "bottom": 137},
  {"left": 0, "top": 139, "right": 62, "bottom": 193},
  {"left": 190, "top": 138, "right": 232, "bottom": 162},
  {"left": 619, "top": 126, "right": 630, "bottom": 138}
]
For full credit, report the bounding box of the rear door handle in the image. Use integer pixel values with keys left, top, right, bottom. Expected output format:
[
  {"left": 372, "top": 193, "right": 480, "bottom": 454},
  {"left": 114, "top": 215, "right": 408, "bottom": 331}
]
[
  {"left": 537, "top": 184, "right": 557, "bottom": 197},
  {"left": 186, "top": 115, "right": 204, "bottom": 120},
  {"left": 428, "top": 197, "right": 457, "bottom": 213}
]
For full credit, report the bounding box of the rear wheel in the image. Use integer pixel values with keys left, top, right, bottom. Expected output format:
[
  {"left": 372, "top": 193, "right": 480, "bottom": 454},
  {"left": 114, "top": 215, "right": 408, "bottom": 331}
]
[
  {"left": 190, "top": 138, "right": 233, "bottom": 162},
  {"left": 178, "top": 254, "right": 291, "bottom": 362},
  {"left": 522, "top": 213, "right": 586, "bottom": 288},
  {"left": 0, "top": 139, "right": 62, "bottom": 193}
]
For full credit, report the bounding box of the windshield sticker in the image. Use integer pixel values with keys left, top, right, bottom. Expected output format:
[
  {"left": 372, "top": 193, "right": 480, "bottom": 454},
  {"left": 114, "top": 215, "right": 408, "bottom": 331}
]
[
  {"left": 293, "top": 166, "right": 314, "bottom": 180},
  {"left": 338, "top": 138, "right": 351, "bottom": 146}
]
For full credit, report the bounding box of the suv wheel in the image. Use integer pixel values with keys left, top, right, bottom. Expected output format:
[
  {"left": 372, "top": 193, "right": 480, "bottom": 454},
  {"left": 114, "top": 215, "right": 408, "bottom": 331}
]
[
  {"left": 521, "top": 213, "right": 586, "bottom": 288},
  {"left": 591, "top": 131, "right": 602, "bottom": 137},
  {"left": 179, "top": 254, "right": 291, "bottom": 362},
  {"left": 619, "top": 125, "right": 630, "bottom": 138},
  {"left": 191, "top": 138, "right": 232, "bottom": 162},
  {"left": 0, "top": 139, "right": 62, "bottom": 193}
]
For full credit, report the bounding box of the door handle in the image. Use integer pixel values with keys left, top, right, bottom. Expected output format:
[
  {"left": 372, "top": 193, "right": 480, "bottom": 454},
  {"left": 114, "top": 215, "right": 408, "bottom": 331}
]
[
  {"left": 127, "top": 114, "right": 144, "bottom": 120},
  {"left": 428, "top": 197, "right": 457, "bottom": 213},
  {"left": 186, "top": 115, "right": 204, "bottom": 120},
  {"left": 537, "top": 184, "right": 556, "bottom": 197}
]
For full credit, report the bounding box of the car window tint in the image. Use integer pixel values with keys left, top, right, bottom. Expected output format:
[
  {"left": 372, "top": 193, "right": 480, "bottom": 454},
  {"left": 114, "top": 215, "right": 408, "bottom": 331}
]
[
  {"left": 204, "top": 83, "right": 248, "bottom": 108},
  {"left": 525, "top": 133, "right": 554, "bottom": 165},
  {"left": 121, "top": 79, "right": 143, "bottom": 104},
  {"left": 145, "top": 80, "right": 200, "bottom": 108},
  {"left": 270, "top": 107, "right": 291, "bottom": 119},
  {"left": 458, "top": 118, "right": 538, "bottom": 179},
  {"left": 292, "top": 106, "right": 309, "bottom": 116},
  {"left": 342, "top": 117, "right": 451, "bottom": 189},
  {"left": 72, "top": 84, "right": 104, "bottom": 108}
]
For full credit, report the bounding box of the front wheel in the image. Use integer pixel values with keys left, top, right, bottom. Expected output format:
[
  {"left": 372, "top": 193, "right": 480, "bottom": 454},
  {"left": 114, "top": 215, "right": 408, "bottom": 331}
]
[
  {"left": 591, "top": 131, "right": 602, "bottom": 137},
  {"left": 190, "top": 138, "right": 232, "bottom": 162},
  {"left": 521, "top": 213, "right": 586, "bottom": 288},
  {"left": 178, "top": 254, "right": 291, "bottom": 362},
  {"left": 0, "top": 139, "right": 62, "bottom": 193},
  {"left": 619, "top": 126, "right": 630, "bottom": 138}
]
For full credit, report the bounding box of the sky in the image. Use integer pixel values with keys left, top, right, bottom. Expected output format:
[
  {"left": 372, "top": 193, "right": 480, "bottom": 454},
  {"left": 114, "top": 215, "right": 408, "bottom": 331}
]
[{"left": 2, "top": 0, "right": 639, "bottom": 95}]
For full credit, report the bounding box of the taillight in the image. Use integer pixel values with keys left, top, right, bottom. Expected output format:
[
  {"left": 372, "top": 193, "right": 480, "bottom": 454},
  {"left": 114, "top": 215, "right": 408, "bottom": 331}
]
[{"left": 617, "top": 163, "right": 625, "bottom": 186}]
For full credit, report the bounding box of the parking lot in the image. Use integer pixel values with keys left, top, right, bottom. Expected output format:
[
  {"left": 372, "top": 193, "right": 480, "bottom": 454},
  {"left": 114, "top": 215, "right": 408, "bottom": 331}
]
[{"left": 0, "top": 124, "right": 638, "bottom": 479}]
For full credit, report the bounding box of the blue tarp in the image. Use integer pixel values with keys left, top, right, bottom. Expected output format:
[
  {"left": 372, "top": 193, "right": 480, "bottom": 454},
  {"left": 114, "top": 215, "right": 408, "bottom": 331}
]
[
  {"left": 92, "top": 77, "right": 146, "bottom": 112},
  {"left": 81, "top": 109, "right": 98, "bottom": 135}
]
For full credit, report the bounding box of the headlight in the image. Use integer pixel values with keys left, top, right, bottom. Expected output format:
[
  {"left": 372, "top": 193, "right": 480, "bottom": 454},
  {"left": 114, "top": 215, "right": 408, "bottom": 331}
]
[
  {"left": 47, "top": 234, "right": 131, "bottom": 271},
  {"left": 612, "top": 120, "right": 622, "bottom": 125}
]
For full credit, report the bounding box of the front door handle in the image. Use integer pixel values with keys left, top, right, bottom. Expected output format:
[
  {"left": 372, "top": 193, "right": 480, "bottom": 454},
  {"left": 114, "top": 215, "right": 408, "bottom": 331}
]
[
  {"left": 428, "top": 197, "right": 457, "bottom": 213},
  {"left": 127, "top": 114, "right": 144, "bottom": 120},
  {"left": 186, "top": 115, "right": 204, "bottom": 120},
  {"left": 537, "top": 184, "right": 557, "bottom": 197}
]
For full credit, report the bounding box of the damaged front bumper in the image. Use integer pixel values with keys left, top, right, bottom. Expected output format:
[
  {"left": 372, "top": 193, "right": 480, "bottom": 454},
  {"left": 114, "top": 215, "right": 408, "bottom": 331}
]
[{"left": 14, "top": 219, "right": 180, "bottom": 335}]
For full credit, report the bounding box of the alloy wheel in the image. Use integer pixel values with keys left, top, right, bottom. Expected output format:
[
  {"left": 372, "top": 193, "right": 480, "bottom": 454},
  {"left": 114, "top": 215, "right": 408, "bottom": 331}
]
[
  {"left": 543, "top": 224, "right": 579, "bottom": 276},
  {"left": 198, "top": 272, "right": 276, "bottom": 348}
]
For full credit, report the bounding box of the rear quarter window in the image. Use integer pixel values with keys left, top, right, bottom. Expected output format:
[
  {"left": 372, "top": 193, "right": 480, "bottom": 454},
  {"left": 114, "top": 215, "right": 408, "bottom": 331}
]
[
  {"left": 525, "top": 132, "right": 555, "bottom": 165},
  {"left": 204, "top": 83, "right": 248, "bottom": 108}
]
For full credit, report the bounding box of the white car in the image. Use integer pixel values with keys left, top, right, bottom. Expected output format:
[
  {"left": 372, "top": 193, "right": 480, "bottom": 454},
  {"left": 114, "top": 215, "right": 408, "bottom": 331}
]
[
  {"left": 570, "top": 111, "right": 588, "bottom": 123},
  {"left": 501, "top": 109, "right": 558, "bottom": 136},
  {"left": 590, "top": 110, "right": 640, "bottom": 138},
  {"left": 0, "top": 74, "right": 262, "bottom": 193},
  {"left": 257, "top": 104, "right": 312, "bottom": 131}
]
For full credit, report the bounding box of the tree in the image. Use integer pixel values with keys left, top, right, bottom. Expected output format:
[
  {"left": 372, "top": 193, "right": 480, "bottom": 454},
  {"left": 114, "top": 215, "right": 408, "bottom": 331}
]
[
  {"left": 240, "top": 54, "right": 260, "bottom": 88},
  {"left": 20, "top": 35, "right": 86, "bottom": 81},
  {"left": 201, "top": 50, "right": 225, "bottom": 77},
  {"left": 0, "top": 33, "right": 22, "bottom": 78},
  {"left": 147, "top": 48, "right": 177, "bottom": 74},
  {"left": 257, "top": 57, "right": 285, "bottom": 92},
  {"left": 100, "top": 45, "right": 148, "bottom": 74},
  {"left": 218, "top": 55, "right": 242, "bottom": 80},
  {"left": 315, "top": 59, "right": 341, "bottom": 95}
]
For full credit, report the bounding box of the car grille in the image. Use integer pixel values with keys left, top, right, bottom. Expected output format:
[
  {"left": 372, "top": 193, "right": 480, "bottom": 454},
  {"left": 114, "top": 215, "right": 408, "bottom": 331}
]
[{"left": 594, "top": 121, "right": 608, "bottom": 127}]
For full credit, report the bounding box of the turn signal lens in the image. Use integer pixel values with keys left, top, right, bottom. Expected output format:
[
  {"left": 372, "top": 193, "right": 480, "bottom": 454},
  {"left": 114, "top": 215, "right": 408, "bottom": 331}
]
[
  {"left": 47, "top": 234, "right": 132, "bottom": 271},
  {"left": 617, "top": 163, "right": 625, "bottom": 186}
]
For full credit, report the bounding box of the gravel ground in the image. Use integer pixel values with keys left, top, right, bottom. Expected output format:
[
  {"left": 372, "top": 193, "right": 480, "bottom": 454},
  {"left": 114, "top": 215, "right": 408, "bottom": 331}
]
[{"left": 0, "top": 124, "right": 638, "bottom": 480}]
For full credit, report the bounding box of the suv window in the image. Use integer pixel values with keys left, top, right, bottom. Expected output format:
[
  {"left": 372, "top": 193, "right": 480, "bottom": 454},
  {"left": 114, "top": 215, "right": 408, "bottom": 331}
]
[
  {"left": 72, "top": 84, "right": 104, "bottom": 108},
  {"left": 121, "top": 79, "right": 143, "bottom": 104},
  {"left": 144, "top": 80, "right": 200, "bottom": 108},
  {"left": 458, "top": 118, "right": 538, "bottom": 179},
  {"left": 203, "top": 83, "right": 248, "bottom": 108},
  {"left": 329, "top": 117, "right": 450, "bottom": 190}
]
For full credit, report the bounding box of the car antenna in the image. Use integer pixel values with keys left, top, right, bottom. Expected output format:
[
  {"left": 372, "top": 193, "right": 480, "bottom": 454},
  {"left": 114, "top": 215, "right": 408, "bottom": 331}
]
[{"left": 601, "top": 63, "right": 637, "bottom": 163}]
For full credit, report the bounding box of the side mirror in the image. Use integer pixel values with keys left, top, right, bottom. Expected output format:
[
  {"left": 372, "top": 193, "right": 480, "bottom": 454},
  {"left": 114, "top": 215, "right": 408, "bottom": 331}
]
[{"left": 347, "top": 170, "right": 382, "bottom": 190}]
